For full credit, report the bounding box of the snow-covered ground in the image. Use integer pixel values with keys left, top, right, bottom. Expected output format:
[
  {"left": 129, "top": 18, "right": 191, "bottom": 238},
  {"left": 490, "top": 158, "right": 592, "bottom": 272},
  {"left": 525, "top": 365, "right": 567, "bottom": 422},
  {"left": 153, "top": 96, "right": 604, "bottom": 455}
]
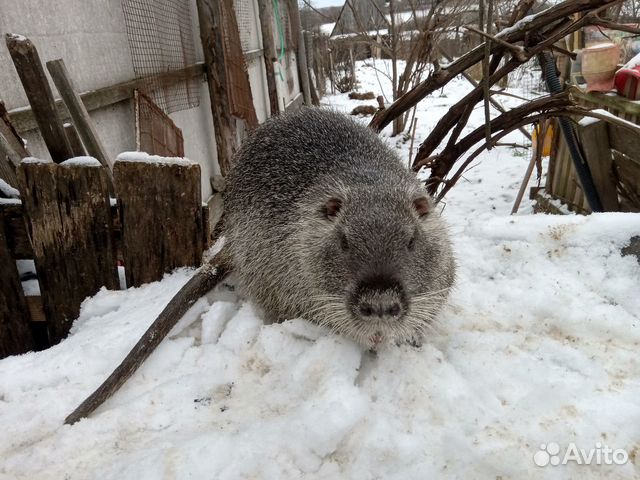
[{"left": 1, "top": 61, "right": 639, "bottom": 479}]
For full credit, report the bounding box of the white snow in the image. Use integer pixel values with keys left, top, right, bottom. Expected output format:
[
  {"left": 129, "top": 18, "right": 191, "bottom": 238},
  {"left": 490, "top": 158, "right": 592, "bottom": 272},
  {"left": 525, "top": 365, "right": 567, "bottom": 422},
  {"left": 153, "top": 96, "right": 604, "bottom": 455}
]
[
  {"left": 20, "top": 157, "right": 52, "bottom": 164},
  {"left": 7, "top": 33, "right": 27, "bottom": 42},
  {"left": 496, "top": 11, "right": 541, "bottom": 38},
  {"left": 1, "top": 60, "right": 640, "bottom": 479},
  {"left": 579, "top": 115, "right": 602, "bottom": 127},
  {"left": 590, "top": 109, "right": 640, "bottom": 134},
  {"left": 61, "top": 156, "right": 102, "bottom": 167},
  {"left": 0, "top": 179, "right": 19, "bottom": 198},
  {"left": 16, "top": 259, "right": 40, "bottom": 297},
  {"left": 116, "top": 151, "right": 194, "bottom": 167},
  {"left": 319, "top": 22, "right": 335, "bottom": 35}
]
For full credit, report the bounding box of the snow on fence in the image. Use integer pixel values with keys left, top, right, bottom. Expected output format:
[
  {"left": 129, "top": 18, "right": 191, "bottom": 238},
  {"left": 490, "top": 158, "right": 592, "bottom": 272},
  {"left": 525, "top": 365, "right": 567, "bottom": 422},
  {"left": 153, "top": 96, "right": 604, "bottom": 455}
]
[{"left": 0, "top": 156, "right": 208, "bottom": 358}]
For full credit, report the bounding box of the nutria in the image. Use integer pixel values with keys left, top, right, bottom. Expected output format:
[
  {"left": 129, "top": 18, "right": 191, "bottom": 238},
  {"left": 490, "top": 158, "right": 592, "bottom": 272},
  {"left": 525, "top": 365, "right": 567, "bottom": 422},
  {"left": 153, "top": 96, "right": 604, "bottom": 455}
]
[
  {"left": 225, "top": 108, "right": 455, "bottom": 347},
  {"left": 65, "top": 108, "right": 455, "bottom": 424}
]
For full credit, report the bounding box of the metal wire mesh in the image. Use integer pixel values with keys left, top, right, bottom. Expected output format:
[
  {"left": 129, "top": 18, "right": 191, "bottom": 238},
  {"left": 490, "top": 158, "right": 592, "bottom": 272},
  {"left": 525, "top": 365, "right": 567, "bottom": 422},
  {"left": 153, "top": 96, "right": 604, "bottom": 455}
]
[
  {"left": 135, "top": 90, "right": 185, "bottom": 157},
  {"left": 234, "top": 0, "right": 253, "bottom": 52},
  {"left": 121, "top": 0, "right": 200, "bottom": 113},
  {"left": 221, "top": 0, "right": 258, "bottom": 127}
]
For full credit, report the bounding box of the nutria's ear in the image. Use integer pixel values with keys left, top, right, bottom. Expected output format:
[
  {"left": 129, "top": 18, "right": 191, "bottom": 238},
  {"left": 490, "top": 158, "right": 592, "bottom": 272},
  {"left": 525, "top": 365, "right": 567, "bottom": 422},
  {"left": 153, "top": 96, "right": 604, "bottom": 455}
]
[
  {"left": 322, "top": 197, "right": 342, "bottom": 219},
  {"left": 413, "top": 197, "right": 431, "bottom": 217}
]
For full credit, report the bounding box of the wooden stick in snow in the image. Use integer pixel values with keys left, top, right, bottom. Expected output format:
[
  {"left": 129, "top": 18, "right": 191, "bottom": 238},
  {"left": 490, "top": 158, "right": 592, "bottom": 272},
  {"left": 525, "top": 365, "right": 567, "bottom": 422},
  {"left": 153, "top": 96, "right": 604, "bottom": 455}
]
[
  {"left": 65, "top": 253, "right": 231, "bottom": 424},
  {"left": 511, "top": 120, "right": 546, "bottom": 214}
]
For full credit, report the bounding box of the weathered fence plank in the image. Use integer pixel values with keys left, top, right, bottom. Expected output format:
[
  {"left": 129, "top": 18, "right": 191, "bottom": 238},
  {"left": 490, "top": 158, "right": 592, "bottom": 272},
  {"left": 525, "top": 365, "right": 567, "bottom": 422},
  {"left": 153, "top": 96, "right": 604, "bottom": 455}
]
[
  {"left": 17, "top": 160, "right": 118, "bottom": 344},
  {"left": 5, "top": 34, "right": 74, "bottom": 163},
  {"left": 114, "top": 158, "right": 203, "bottom": 287},
  {"left": 63, "top": 124, "right": 87, "bottom": 158},
  {"left": 1, "top": 202, "right": 33, "bottom": 259},
  {"left": 0, "top": 213, "right": 34, "bottom": 358},
  {"left": 0, "top": 132, "right": 20, "bottom": 188},
  {"left": 0, "top": 100, "right": 29, "bottom": 160},
  {"left": 608, "top": 123, "right": 640, "bottom": 160},
  {"left": 612, "top": 151, "right": 640, "bottom": 212},
  {"left": 577, "top": 120, "right": 618, "bottom": 211},
  {"left": 46, "top": 59, "right": 114, "bottom": 173},
  {"left": 257, "top": 0, "right": 280, "bottom": 116},
  {"left": 196, "top": 0, "right": 238, "bottom": 175}
]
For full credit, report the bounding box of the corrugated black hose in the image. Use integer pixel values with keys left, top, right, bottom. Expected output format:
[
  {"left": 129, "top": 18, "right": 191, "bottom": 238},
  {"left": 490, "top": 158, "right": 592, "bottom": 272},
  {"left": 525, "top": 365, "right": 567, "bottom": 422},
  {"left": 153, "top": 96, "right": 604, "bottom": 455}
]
[{"left": 540, "top": 51, "right": 603, "bottom": 212}]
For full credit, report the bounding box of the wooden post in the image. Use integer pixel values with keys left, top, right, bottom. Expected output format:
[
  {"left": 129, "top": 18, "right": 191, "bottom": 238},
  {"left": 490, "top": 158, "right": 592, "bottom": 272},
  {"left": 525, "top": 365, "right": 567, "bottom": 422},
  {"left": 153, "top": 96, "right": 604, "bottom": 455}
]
[
  {"left": 314, "top": 37, "right": 326, "bottom": 96},
  {"left": 0, "top": 213, "right": 34, "bottom": 358},
  {"left": 349, "top": 45, "right": 356, "bottom": 91},
  {"left": 257, "top": 0, "right": 281, "bottom": 116},
  {"left": 0, "top": 101, "right": 27, "bottom": 189},
  {"left": 512, "top": 140, "right": 541, "bottom": 214},
  {"left": 577, "top": 120, "right": 618, "bottom": 211},
  {"left": 0, "top": 202, "right": 33, "bottom": 259},
  {"left": 0, "top": 100, "right": 29, "bottom": 160},
  {"left": 0, "top": 132, "right": 20, "bottom": 188},
  {"left": 17, "top": 160, "right": 119, "bottom": 344},
  {"left": 63, "top": 124, "right": 86, "bottom": 158},
  {"left": 196, "top": 0, "right": 237, "bottom": 175},
  {"left": 5, "top": 34, "right": 74, "bottom": 163},
  {"left": 114, "top": 158, "right": 204, "bottom": 288},
  {"left": 329, "top": 50, "right": 335, "bottom": 94},
  {"left": 287, "top": 0, "right": 312, "bottom": 105},
  {"left": 304, "top": 32, "right": 320, "bottom": 106},
  {"left": 46, "top": 59, "right": 114, "bottom": 175}
]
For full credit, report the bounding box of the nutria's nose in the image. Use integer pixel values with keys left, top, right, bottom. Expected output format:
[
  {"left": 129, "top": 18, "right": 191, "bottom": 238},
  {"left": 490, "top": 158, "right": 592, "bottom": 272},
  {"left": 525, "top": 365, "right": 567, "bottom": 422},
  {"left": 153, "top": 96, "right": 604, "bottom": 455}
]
[
  {"left": 354, "top": 274, "right": 406, "bottom": 320},
  {"left": 359, "top": 301, "right": 402, "bottom": 318}
]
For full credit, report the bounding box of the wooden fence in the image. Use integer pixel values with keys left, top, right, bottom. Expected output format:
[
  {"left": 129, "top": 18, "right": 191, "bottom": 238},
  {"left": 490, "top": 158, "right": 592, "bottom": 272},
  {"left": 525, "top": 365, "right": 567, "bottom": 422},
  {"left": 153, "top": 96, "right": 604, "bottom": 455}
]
[
  {"left": 545, "top": 88, "right": 640, "bottom": 213},
  {"left": 0, "top": 158, "right": 208, "bottom": 358}
]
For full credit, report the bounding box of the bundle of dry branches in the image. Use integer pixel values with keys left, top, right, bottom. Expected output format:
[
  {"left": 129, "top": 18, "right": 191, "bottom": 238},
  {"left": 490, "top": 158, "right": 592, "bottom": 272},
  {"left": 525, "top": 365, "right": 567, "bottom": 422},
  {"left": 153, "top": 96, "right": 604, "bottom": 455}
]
[{"left": 368, "top": 0, "right": 640, "bottom": 198}]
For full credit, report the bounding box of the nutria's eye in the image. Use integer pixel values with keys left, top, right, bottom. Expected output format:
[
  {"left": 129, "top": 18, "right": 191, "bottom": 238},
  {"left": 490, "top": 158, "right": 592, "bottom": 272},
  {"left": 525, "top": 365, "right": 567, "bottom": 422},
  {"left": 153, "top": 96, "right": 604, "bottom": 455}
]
[
  {"left": 407, "top": 235, "right": 416, "bottom": 251},
  {"left": 340, "top": 232, "right": 349, "bottom": 251},
  {"left": 323, "top": 198, "right": 342, "bottom": 219},
  {"left": 413, "top": 197, "right": 431, "bottom": 218}
]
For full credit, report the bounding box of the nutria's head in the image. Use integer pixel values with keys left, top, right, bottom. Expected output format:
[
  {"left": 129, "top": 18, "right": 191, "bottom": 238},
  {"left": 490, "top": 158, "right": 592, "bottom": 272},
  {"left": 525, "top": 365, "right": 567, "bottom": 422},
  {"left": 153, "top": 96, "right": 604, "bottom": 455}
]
[{"left": 295, "top": 179, "right": 455, "bottom": 348}]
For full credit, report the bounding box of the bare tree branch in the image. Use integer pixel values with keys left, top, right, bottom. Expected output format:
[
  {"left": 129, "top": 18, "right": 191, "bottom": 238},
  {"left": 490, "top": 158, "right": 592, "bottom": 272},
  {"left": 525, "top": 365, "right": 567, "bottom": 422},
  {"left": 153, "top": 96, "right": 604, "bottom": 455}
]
[
  {"left": 465, "top": 25, "right": 528, "bottom": 62},
  {"left": 369, "top": 0, "right": 625, "bottom": 133}
]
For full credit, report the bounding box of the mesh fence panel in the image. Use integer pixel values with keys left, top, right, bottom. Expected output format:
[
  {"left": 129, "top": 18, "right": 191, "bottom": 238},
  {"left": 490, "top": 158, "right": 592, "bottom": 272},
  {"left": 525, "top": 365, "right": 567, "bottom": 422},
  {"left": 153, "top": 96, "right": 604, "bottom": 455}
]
[
  {"left": 135, "top": 91, "right": 185, "bottom": 157},
  {"left": 221, "top": 0, "right": 258, "bottom": 127},
  {"left": 121, "top": 0, "right": 200, "bottom": 113},
  {"left": 233, "top": 0, "right": 253, "bottom": 52}
]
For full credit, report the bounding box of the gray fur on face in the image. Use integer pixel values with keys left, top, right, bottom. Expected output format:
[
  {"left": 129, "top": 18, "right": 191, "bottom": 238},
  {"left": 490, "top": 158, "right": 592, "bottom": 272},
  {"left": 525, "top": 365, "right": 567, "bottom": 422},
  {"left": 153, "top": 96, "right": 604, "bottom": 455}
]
[{"left": 223, "top": 108, "right": 455, "bottom": 348}]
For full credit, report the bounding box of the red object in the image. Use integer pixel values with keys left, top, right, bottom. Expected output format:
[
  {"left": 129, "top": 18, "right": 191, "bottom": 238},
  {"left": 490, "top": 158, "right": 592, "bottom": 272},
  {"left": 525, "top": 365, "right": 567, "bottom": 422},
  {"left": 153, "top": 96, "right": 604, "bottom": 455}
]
[{"left": 615, "top": 66, "right": 640, "bottom": 100}]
